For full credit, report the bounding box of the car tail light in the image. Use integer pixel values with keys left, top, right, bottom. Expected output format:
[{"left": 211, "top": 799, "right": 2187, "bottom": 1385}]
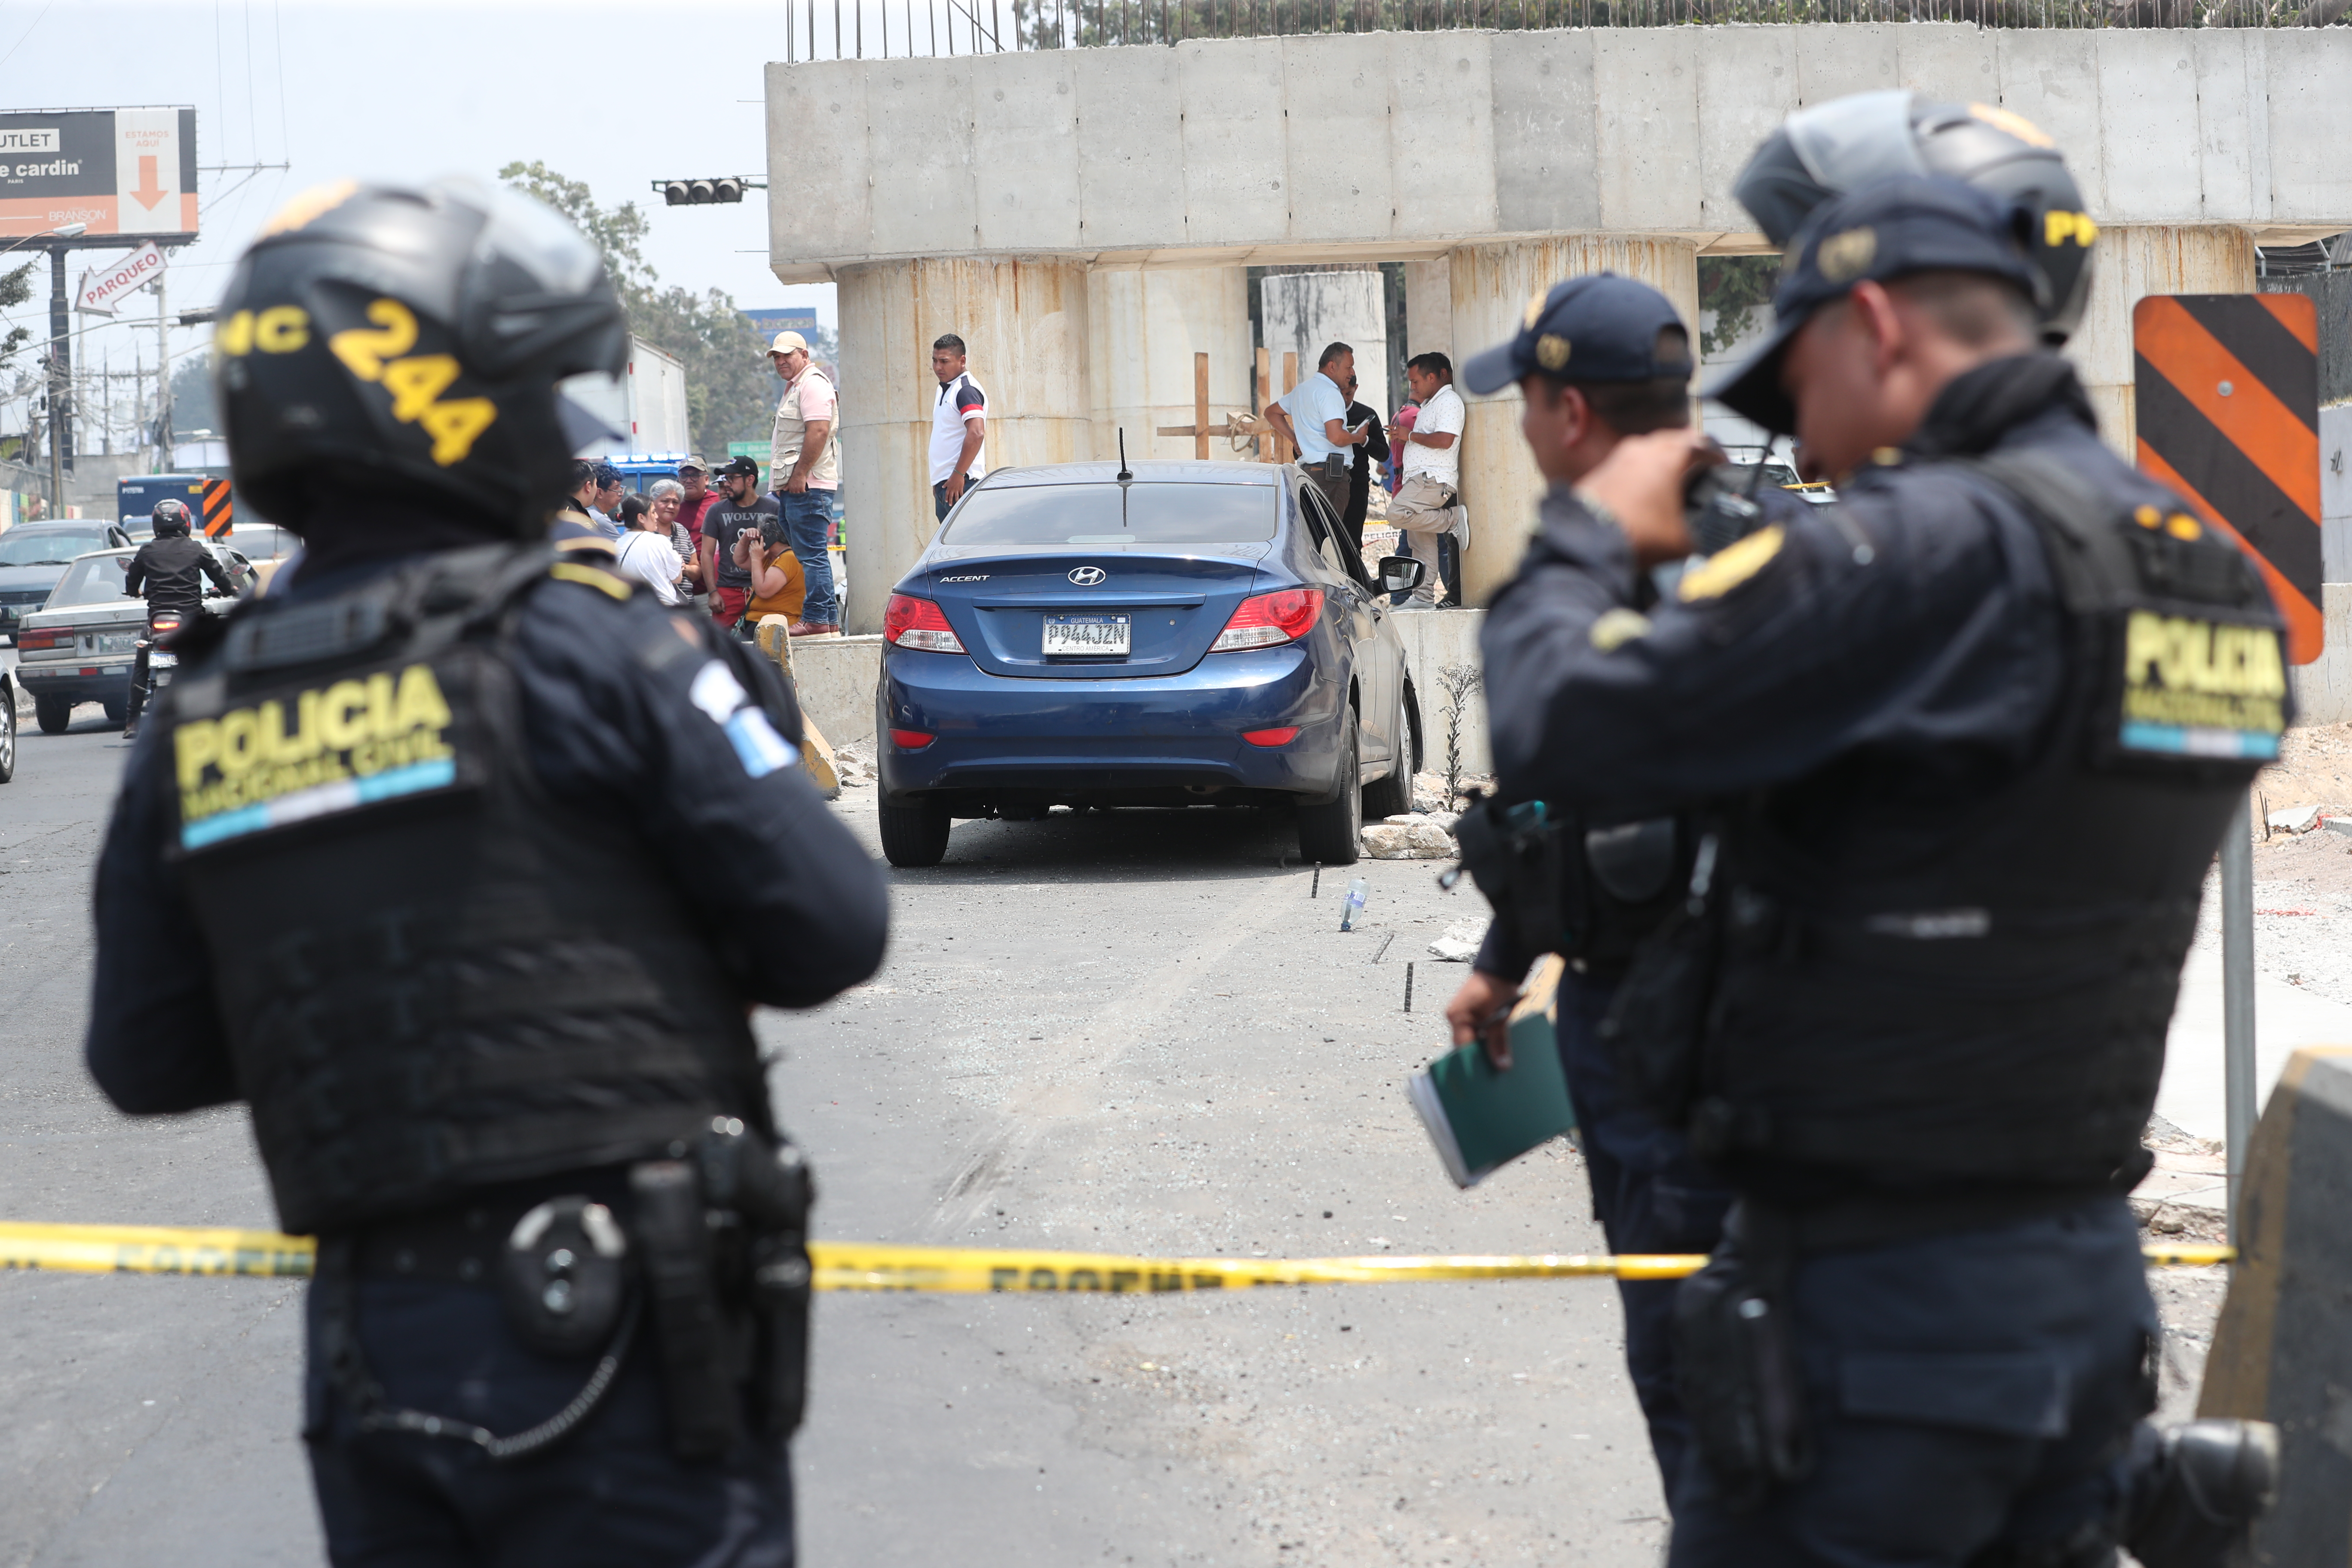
[
  {"left": 1241, "top": 727, "right": 1300, "bottom": 747},
  {"left": 1209, "top": 588, "right": 1323, "bottom": 652},
  {"left": 17, "top": 626, "right": 71, "bottom": 652},
  {"left": 890, "top": 729, "right": 935, "bottom": 750},
  {"left": 883, "top": 594, "right": 965, "bottom": 653}
]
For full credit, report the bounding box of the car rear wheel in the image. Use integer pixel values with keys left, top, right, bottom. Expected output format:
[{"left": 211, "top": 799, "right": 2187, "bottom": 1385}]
[
  {"left": 879, "top": 799, "right": 953, "bottom": 868},
  {"left": 1362, "top": 684, "right": 1418, "bottom": 820},
  {"left": 1295, "top": 712, "right": 1363, "bottom": 865},
  {"left": 0, "top": 686, "right": 15, "bottom": 782},
  {"left": 34, "top": 695, "right": 70, "bottom": 735},
  {"left": 102, "top": 698, "right": 126, "bottom": 725}
]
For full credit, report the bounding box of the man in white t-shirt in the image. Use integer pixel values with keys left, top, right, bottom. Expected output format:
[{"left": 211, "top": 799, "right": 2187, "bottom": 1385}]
[
  {"left": 929, "top": 333, "right": 987, "bottom": 524},
  {"left": 1385, "top": 352, "right": 1468, "bottom": 607}
]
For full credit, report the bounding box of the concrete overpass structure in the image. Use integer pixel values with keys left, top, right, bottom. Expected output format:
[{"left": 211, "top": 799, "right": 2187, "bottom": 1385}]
[{"left": 766, "top": 24, "right": 2350, "bottom": 630}]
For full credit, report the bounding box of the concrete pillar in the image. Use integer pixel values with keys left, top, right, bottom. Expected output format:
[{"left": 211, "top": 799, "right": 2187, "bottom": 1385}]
[
  {"left": 1260, "top": 266, "right": 1388, "bottom": 410},
  {"left": 2064, "top": 225, "right": 2257, "bottom": 461},
  {"left": 1404, "top": 258, "right": 1453, "bottom": 361},
  {"left": 836, "top": 257, "right": 1092, "bottom": 633},
  {"left": 1447, "top": 236, "right": 1702, "bottom": 608},
  {"left": 1085, "top": 264, "right": 1253, "bottom": 462}
]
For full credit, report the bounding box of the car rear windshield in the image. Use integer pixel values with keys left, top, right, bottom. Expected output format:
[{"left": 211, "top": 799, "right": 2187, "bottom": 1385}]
[
  {"left": 0, "top": 529, "right": 110, "bottom": 568},
  {"left": 220, "top": 524, "right": 293, "bottom": 559},
  {"left": 942, "top": 483, "right": 1276, "bottom": 546},
  {"left": 47, "top": 554, "right": 133, "bottom": 608}
]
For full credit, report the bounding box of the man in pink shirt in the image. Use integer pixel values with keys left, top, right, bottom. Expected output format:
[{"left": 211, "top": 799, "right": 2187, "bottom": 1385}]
[{"left": 766, "top": 331, "right": 840, "bottom": 636}]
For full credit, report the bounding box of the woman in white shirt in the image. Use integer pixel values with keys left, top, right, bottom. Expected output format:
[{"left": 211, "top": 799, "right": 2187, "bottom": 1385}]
[{"left": 612, "top": 494, "right": 686, "bottom": 606}]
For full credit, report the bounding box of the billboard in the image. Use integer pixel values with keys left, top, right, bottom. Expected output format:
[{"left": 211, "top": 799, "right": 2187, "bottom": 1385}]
[{"left": 0, "top": 108, "right": 197, "bottom": 242}]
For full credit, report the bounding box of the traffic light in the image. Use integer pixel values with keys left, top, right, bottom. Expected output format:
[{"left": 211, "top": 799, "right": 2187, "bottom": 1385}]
[{"left": 658, "top": 178, "right": 752, "bottom": 207}]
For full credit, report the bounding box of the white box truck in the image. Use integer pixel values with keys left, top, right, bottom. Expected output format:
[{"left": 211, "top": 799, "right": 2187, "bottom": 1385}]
[{"left": 565, "top": 337, "right": 691, "bottom": 457}]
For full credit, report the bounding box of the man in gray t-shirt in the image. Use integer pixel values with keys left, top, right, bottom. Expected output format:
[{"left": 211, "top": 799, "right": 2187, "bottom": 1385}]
[{"left": 699, "top": 456, "right": 781, "bottom": 631}]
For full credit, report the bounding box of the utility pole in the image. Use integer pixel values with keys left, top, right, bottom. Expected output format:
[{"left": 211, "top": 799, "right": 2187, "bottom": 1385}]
[
  {"left": 156, "top": 260, "right": 172, "bottom": 470},
  {"left": 47, "top": 246, "right": 69, "bottom": 514}
]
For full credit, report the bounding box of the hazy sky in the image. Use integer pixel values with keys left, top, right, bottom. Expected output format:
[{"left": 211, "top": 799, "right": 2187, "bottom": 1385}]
[{"left": 0, "top": 0, "right": 860, "bottom": 392}]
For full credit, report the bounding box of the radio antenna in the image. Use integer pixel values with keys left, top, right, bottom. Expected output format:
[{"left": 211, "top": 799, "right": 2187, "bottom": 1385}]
[{"left": 1116, "top": 427, "right": 1133, "bottom": 484}]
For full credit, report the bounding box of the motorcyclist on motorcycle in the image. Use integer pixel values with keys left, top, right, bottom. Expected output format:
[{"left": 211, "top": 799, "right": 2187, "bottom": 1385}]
[{"left": 121, "top": 499, "right": 236, "bottom": 737}]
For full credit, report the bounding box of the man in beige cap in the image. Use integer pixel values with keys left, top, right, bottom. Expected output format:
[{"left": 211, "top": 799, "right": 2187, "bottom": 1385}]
[{"left": 766, "top": 331, "right": 840, "bottom": 636}]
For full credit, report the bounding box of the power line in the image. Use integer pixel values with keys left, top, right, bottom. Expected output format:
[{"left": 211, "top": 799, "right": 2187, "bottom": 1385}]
[{"left": 0, "top": 2, "right": 52, "bottom": 74}]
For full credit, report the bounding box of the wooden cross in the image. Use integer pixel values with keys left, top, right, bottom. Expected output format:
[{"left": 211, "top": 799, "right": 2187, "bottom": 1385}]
[{"left": 1155, "top": 351, "right": 1294, "bottom": 462}]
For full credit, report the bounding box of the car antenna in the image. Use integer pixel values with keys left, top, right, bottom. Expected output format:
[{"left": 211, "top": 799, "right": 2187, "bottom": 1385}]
[{"left": 1116, "top": 427, "right": 1133, "bottom": 484}]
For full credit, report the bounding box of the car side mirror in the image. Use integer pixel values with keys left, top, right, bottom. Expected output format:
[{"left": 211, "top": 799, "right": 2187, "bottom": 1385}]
[{"left": 1378, "top": 555, "right": 1425, "bottom": 595}]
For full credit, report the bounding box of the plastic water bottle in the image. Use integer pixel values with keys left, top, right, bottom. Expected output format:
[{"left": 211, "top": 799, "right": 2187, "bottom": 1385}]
[{"left": 1340, "top": 877, "right": 1368, "bottom": 931}]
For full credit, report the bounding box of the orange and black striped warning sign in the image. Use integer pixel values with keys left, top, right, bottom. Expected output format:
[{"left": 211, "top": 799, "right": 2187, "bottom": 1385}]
[
  {"left": 2133, "top": 294, "right": 2323, "bottom": 664},
  {"left": 199, "top": 478, "right": 233, "bottom": 538}
]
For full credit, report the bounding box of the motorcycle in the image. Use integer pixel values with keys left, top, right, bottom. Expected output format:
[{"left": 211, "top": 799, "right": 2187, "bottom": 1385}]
[{"left": 120, "top": 609, "right": 186, "bottom": 739}]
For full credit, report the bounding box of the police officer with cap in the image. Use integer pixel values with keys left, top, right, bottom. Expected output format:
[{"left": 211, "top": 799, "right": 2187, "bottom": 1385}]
[
  {"left": 84, "top": 178, "right": 888, "bottom": 1565},
  {"left": 1440, "top": 271, "right": 1738, "bottom": 1504},
  {"left": 1466, "top": 173, "right": 2282, "bottom": 1565}
]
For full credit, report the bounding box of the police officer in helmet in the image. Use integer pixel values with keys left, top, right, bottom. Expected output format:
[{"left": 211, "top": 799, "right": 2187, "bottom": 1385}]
[
  {"left": 85, "top": 178, "right": 888, "bottom": 1565},
  {"left": 1465, "top": 172, "right": 2281, "bottom": 1566},
  {"left": 120, "top": 496, "right": 236, "bottom": 736},
  {"left": 1441, "top": 273, "right": 1739, "bottom": 1504}
]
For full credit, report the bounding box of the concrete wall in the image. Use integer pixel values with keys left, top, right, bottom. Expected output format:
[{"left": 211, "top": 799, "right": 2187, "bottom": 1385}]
[
  {"left": 1449, "top": 236, "right": 1702, "bottom": 607},
  {"left": 1261, "top": 268, "right": 1388, "bottom": 411},
  {"left": 2289, "top": 585, "right": 2352, "bottom": 729},
  {"left": 766, "top": 27, "right": 2349, "bottom": 279},
  {"left": 835, "top": 256, "right": 1093, "bottom": 630},
  {"left": 776, "top": 25, "right": 2351, "bottom": 620},
  {"left": 2323, "top": 404, "right": 2350, "bottom": 586},
  {"left": 791, "top": 633, "right": 885, "bottom": 747},
  {"left": 1087, "top": 265, "right": 1253, "bottom": 463}
]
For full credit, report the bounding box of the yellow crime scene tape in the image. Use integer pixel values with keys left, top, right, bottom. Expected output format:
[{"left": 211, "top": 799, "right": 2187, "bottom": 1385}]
[{"left": 0, "top": 1222, "right": 2235, "bottom": 1291}]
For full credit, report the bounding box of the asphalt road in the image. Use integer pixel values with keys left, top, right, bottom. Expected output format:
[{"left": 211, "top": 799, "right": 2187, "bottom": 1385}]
[{"left": 0, "top": 715, "right": 1670, "bottom": 1568}]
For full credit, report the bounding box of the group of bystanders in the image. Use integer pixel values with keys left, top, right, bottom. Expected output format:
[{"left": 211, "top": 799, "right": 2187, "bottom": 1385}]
[{"left": 1265, "top": 343, "right": 1467, "bottom": 607}]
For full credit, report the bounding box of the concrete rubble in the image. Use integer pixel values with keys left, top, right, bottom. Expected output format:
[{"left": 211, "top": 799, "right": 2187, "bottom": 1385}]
[
  {"left": 2266, "top": 802, "right": 2322, "bottom": 834},
  {"left": 1359, "top": 813, "right": 1456, "bottom": 860},
  {"left": 1428, "top": 917, "right": 1489, "bottom": 963}
]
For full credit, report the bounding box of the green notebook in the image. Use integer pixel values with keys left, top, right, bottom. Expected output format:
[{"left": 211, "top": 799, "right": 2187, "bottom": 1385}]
[{"left": 1406, "top": 956, "right": 1578, "bottom": 1188}]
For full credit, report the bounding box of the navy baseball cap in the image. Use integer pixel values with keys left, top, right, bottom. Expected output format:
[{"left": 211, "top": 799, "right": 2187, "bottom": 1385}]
[
  {"left": 1460, "top": 272, "right": 1694, "bottom": 396},
  {"left": 1712, "top": 173, "right": 2041, "bottom": 433}
]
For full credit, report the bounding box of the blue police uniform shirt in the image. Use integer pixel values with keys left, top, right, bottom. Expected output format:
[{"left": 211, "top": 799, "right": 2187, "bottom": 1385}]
[
  {"left": 1481, "top": 354, "right": 2185, "bottom": 906},
  {"left": 86, "top": 548, "right": 890, "bottom": 1114},
  {"left": 1278, "top": 371, "right": 1350, "bottom": 464}
]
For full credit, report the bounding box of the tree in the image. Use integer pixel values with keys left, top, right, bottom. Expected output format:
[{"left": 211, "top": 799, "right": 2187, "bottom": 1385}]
[
  {"left": 0, "top": 261, "right": 31, "bottom": 369},
  {"left": 497, "top": 162, "right": 779, "bottom": 459},
  {"left": 1698, "top": 255, "right": 1780, "bottom": 361}
]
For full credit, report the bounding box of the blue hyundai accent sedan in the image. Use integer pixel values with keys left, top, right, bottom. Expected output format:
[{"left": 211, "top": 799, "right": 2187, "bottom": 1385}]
[{"left": 874, "top": 460, "right": 1427, "bottom": 867}]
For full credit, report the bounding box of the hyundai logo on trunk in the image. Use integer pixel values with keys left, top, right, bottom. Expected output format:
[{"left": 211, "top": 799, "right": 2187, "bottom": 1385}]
[{"left": 1068, "top": 566, "right": 1106, "bottom": 585}]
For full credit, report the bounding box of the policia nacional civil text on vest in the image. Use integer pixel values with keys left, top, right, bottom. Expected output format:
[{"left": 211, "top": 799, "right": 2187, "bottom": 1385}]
[
  {"left": 85, "top": 179, "right": 889, "bottom": 1567},
  {"left": 1462, "top": 165, "right": 2283, "bottom": 1564}
]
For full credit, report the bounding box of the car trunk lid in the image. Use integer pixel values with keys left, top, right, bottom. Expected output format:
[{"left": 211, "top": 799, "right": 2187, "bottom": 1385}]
[{"left": 924, "top": 550, "right": 1265, "bottom": 679}]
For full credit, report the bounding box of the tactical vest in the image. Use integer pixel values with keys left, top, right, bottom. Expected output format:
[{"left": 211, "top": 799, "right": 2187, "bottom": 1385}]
[
  {"left": 157, "top": 544, "right": 768, "bottom": 1236},
  {"left": 1679, "top": 450, "right": 2287, "bottom": 1194}
]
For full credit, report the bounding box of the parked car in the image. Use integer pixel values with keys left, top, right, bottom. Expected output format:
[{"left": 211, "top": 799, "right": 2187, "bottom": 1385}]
[
  {"left": 875, "top": 460, "right": 1425, "bottom": 868},
  {"left": 0, "top": 660, "right": 15, "bottom": 783},
  {"left": 13, "top": 545, "right": 246, "bottom": 733},
  {"left": 0, "top": 521, "right": 135, "bottom": 643}
]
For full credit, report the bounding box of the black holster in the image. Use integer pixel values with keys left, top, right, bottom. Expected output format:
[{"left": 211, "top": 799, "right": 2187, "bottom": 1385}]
[
  {"left": 629, "top": 1120, "right": 817, "bottom": 1463},
  {"left": 1672, "top": 1203, "right": 1813, "bottom": 1513},
  {"left": 1598, "top": 833, "right": 1722, "bottom": 1123}
]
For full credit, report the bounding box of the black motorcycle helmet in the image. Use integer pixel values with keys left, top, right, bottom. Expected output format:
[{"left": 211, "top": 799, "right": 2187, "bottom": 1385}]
[
  {"left": 151, "top": 498, "right": 194, "bottom": 537},
  {"left": 211, "top": 178, "right": 628, "bottom": 541},
  {"left": 1732, "top": 91, "right": 2094, "bottom": 346}
]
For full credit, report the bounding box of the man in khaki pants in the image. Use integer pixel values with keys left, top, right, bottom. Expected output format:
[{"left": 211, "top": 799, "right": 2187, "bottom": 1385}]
[{"left": 1385, "top": 352, "right": 1467, "bottom": 607}]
